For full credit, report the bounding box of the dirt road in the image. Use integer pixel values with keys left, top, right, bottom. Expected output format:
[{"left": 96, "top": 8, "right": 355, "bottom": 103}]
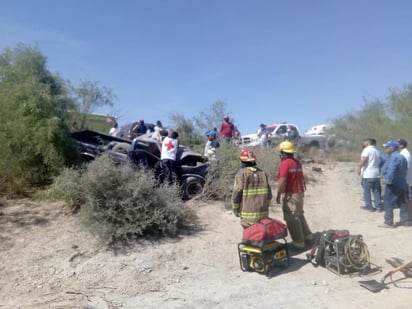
[{"left": 1, "top": 161, "right": 411, "bottom": 308}]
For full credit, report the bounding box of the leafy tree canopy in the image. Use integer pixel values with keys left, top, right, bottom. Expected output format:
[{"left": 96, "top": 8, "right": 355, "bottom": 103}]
[
  {"left": 71, "top": 80, "right": 115, "bottom": 129},
  {"left": 0, "top": 44, "right": 78, "bottom": 194}
]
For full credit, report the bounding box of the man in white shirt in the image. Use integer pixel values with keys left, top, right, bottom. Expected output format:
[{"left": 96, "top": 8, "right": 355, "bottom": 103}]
[
  {"left": 398, "top": 138, "right": 412, "bottom": 225},
  {"left": 109, "top": 122, "right": 120, "bottom": 137},
  {"left": 204, "top": 130, "right": 220, "bottom": 159},
  {"left": 256, "top": 124, "right": 269, "bottom": 148},
  {"left": 160, "top": 131, "right": 179, "bottom": 184},
  {"left": 358, "top": 138, "right": 383, "bottom": 212}
]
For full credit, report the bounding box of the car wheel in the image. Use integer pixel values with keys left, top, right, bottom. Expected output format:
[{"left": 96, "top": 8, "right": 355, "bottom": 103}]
[
  {"left": 112, "top": 142, "right": 131, "bottom": 154},
  {"left": 181, "top": 177, "right": 205, "bottom": 200}
]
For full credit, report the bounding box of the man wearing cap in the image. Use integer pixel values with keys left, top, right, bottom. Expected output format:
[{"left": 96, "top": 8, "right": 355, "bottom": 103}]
[
  {"left": 204, "top": 130, "right": 220, "bottom": 159},
  {"left": 398, "top": 138, "right": 412, "bottom": 225},
  {"left": 220, "top": 115, "right": 235, "bottom": 142},
  {"left": 380, "top": 140, "right": 409, "bottom": 228}
]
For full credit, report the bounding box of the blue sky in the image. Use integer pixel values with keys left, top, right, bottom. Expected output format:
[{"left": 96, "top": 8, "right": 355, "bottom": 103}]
[{"left": 1, "top": 0, "right": 412, "bottom": 135}]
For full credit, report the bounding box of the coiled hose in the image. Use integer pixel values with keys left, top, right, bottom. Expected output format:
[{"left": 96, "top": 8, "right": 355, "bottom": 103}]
[{"left": 342, "top": 235, "right": 370, "bottom": 270}]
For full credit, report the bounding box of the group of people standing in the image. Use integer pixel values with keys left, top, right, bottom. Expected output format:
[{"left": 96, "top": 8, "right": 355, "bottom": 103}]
[
  {"left": 256, "top": 123, "right": 299, "bottom": 149},
  {"left": 231, "top": 140, "right": 312, "bottom": 251},
  {"left": 113, "top": 117, "right": 178, "bottom": 185},
  {"left": 359, "top": 137, "right": 412, "bottom": 228},
  {"left": 203, "top": 115, "right": 241, "bottom": 159},
  {"left": 230, "top": 135, "right": 412, "bottom": 252}
]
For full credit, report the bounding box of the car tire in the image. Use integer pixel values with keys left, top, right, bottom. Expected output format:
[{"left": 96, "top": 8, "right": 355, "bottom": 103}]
[
  {"left": 112, "top": 142, "right": 131, "bottom": 154},
  {"left": 181, "top": 177, "right": 205, "bottom": 200}
]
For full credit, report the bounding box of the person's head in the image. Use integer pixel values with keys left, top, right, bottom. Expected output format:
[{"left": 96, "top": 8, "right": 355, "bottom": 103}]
[
  {"left": 398, "top": 138, "right": 407, "bottom": 150},
  {"left": 171, "top": 131, "right": 179, "bottom": 139},
  {"left": 223, "top": 115, "right": 230, "bottom": 122},
  {"left": 156, "top": 120, "right": 162, "bottom": 127},
  {"left": 113, "top": 122, "right": 118, "bottom": 128},
  {"left": 278, "top": 140, "right": 295, "bottom": 159},
  {"left": 239, "top": 149, "right": 256, "bottom": 166},
  {"left": 363, "top": 138, "right": 375, "bottom": 148},
  {"left": 383, "top": 140, "right": 399, "bottom": 155},
  {"left": 206, "top": 130, "right": 216, "bottom": 140},
  {"left": 160, "top": 129, "right": 169, "bottom": 138},
  {"left": 139, "top": 119, "right": 145, "bottom": 124},
  {"left": 260, "top": 123, "right": 266, "bottom": 128}
]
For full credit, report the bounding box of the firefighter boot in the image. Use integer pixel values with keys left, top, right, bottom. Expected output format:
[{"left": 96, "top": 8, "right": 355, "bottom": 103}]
[
  {"left": 299, "top": 214, "right": 313, "bottom": 244},
  {"left": 285, "top": 215, "right": 305, "bottom": 250}
]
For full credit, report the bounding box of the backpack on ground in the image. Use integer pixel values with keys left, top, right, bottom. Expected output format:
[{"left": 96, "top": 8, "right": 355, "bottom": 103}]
[{"left": 242, "top": 217, "right": 288, "bottom": 246}]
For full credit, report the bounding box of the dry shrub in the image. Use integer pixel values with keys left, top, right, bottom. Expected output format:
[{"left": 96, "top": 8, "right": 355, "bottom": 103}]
[
  {"left": 42, "top": 167, "right": 86, "bottom": 208},
  {"left": 200, "top": 143, "right": 239, "bottom": 201},
  {"left": 302, "top": 167, "right": 318, "bottom": 184},
  {"left": 326, "top": 150, "right": 358, "bottom": 162},
  {"left": 0, "top": 174, "right": 31, "bottom": 198},
  {"left": 252, "top": 147, "right": 280, "bottom": 180},
  {"left": 51, "top": 154, "right": 196, "bottom": 243},
  {"left": 200, "top": 145, "right": 280, "bottom": 205}
]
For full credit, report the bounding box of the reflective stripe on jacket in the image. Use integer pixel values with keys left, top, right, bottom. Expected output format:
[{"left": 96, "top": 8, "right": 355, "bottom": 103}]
[{"left": 232, "top": 166, "right": 272, "bottom": 223}]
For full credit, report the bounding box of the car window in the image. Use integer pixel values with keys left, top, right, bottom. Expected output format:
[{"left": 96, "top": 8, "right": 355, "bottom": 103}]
[{"left": 277, "top": 125, "right": 286, "bottom": 134}]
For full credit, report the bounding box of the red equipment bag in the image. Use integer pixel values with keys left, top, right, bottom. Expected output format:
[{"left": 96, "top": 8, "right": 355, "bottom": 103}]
[{"left": 242, "top": 217, "right": 288, "bottom": 246}]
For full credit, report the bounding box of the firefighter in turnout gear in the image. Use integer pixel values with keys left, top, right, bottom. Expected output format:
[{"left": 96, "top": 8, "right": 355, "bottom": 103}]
[
  {"left": 276, "top": 141, "right": 313, "bottom": 250},
  {"left": 232, "top": 149, "right": 273, "bottom": 228}
]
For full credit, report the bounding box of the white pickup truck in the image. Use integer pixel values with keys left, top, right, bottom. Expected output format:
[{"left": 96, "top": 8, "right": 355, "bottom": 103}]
[
  {"left": 239, "top": 123, "right": 330, "bottom": 151},
  {"left": 239, "top": 123, "right": 300, "bottom": 149},
  {"left": 301, "top": 124, "right": 331, "bottom": 151}
]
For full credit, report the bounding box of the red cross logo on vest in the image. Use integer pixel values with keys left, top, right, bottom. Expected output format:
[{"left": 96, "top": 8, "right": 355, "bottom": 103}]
[{"left": 165, "top": 139, "right": 175, "bottom": 151}]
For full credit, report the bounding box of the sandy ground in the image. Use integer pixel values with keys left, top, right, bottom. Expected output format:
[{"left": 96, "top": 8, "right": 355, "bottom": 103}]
[{"left": 1, "top": 160, "right": 412, "bottom": 309}]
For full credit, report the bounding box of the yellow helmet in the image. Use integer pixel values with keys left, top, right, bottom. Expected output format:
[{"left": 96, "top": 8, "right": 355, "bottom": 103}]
[{"left": 279, "top": 140, "right": 295, "bottom": 153}]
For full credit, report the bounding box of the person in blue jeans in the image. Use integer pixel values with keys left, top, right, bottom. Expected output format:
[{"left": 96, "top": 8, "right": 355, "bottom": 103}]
[
  {"left": 380, "top": 140, "right": 409, "bottom": 228},
  {"left": 358, "top": 138, "right": 383, "bottom": 212}
]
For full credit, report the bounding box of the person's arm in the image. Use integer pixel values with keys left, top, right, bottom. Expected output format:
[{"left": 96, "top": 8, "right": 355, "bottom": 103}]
[
  {"left": 358, "top": 156, "right": 368, "bottom": 175},
  {"left": 385, "top": 157, "right": 395, "bottom": 185},
  {"left": 276, "top": 177, "right": 287, "bottom": 204},
  {"left": 231, "top": 172, "right": 243, "bottom": 216}
]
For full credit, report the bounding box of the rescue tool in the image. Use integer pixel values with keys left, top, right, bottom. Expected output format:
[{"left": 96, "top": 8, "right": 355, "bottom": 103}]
[{"left": 359, "top": 258, "right": 412, "bottom": 293}]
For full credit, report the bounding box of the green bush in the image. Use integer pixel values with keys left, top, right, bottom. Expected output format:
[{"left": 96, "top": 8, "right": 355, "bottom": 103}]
[
  {"left": 50, "top": 155, "right": 197, "bottom": 243},
  {"left": 0, "top": 45, "right": 80, "bottom": 196}
]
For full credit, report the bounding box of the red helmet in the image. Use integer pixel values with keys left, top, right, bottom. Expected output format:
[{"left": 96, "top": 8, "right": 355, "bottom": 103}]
[{"left": 239, "top": 149, "right": 256, "bottom": 162}]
